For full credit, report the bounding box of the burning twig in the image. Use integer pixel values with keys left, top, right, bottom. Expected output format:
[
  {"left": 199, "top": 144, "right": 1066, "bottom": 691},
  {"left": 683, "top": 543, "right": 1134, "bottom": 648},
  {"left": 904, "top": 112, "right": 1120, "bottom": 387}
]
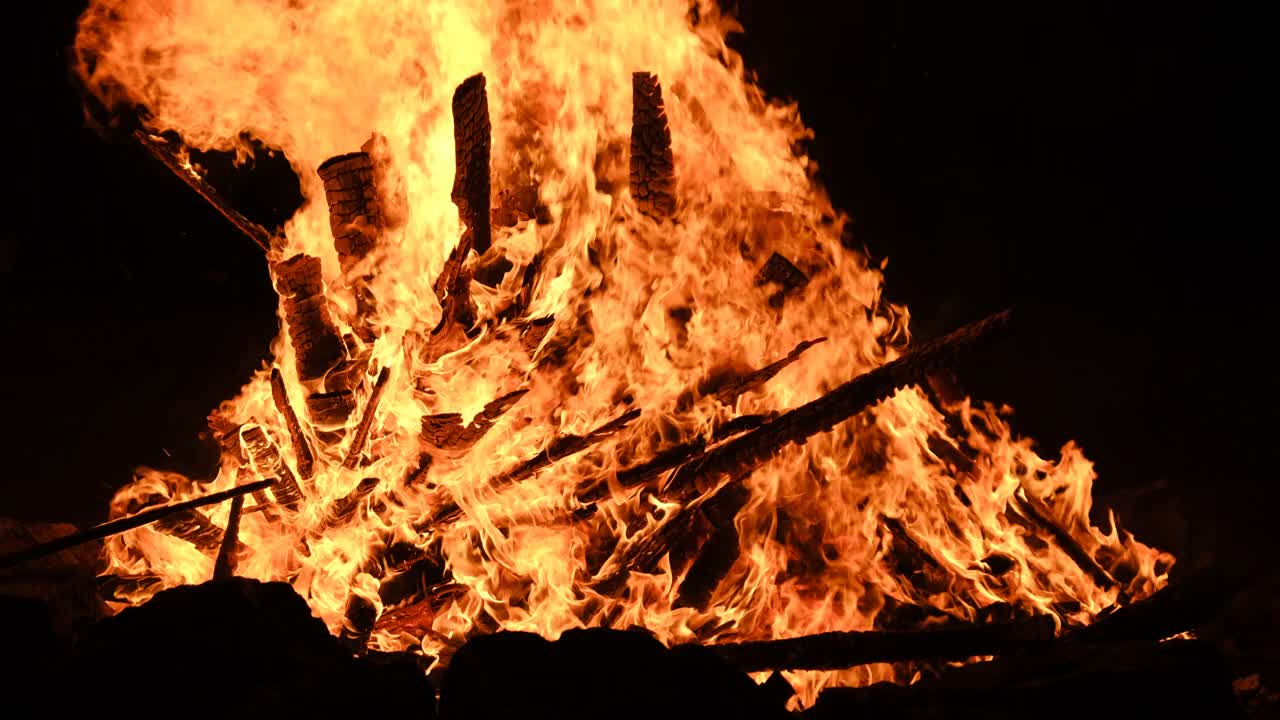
[
  {"left": 212, "top": 494, "right": 244, "bottom": 580},
  {"left": 130, "top": 130, "right": 276, "bottom": 252},
  {"left": 709, "top": 337, "right": 826, "bottom": 406},
  {"left": 1010, "top": 489, "right": 1118, "bottom": 592},
  {"left": 342, "top": 367, "right": 392, "bottom": 469},
  {"left": 0, "top": 480, "right": 271, "bottom": 570},
  {"left": 422, "top": 408, "right": 641, "bottom": 529},
  {"left": 631, "top": 72, "right": 677, "bottom": 218},
  {"left": 708, "top": 614, "right": 1055, "bottom": 672},
  {"left": 270, "top": 367, "right": 316, "bottom": 481},
  {"left": 319, "top": 477, "right": 383, "bottom": 531}
]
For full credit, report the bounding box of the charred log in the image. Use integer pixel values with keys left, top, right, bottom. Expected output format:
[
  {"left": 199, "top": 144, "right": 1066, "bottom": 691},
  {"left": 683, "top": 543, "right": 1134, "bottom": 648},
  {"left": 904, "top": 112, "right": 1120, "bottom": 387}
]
[
  {"left": 710, "top": 614, "right": 1054, "bottom": 673},
  {"left": 755, "top": 252, "right": 809, "bottom": 305},
  {"left": 317, "top": 150, "right": 382, "bottom": 274},
  {"left": 631, "top": 72, "right": 677, "bottom": 219},
  {"left": 705, "top": 337, "right": 826, "bottom": 406},
  {"left": 0, "top": 480, "right": 271, "bottom": 570},
  {"left": 152, "top": 506, "right": 225, "bottom": 551},
  {"left": 420, "top": 389, "right": 527, "bottom": 456},
  {"left": 339, "top": 593, "right": 378, "bottom": 654},
  {"left": 240, "top": 425, "right": 306, "bottom": 510},
  {"left": 576, "top": 437, "right": 708, "bottom": 505},
  {"left": 319, "top": 478, "right": 382, "bottom": 531},
  {"left": 451, "top": 73, "right": 492, "bottom": 255},
  {"left": 1009, "top": 489, "right": 1118, "bottom": 591},
  {"left": 342, "top": 367, "right": 392, "bottom": 469},
  {"left": 305, "top": 389, "right": 358, "bottom": 431},
  {"left": 674, "top": 484, "right": 752, "bottom": 610},
  {"left": 272, "top": 254, "right": 347, "bottom": 384},
  {"left": 212, "top": 494, "right": 244, "bottom": 580},
  {"left": 270, "top": 367, "right": 316, "bottom": 482}
]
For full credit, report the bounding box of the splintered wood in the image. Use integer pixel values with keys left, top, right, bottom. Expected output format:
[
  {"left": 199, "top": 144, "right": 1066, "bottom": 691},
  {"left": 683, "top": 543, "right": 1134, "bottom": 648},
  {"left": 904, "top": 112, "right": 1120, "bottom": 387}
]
[{"left": 630, "top": 72, "right": 676, "bottom": 219}]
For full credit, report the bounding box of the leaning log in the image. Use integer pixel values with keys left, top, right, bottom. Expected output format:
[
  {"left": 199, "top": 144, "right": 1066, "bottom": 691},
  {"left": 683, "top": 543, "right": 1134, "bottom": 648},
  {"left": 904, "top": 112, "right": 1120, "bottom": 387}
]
[
  {"left": 319, "top": 478, "right": 382, "bottom": 531},
  {"left": 707, "top": 337, "right": 826, "bottom": 406},
  {"left": 240, "top": 425, "right": 306, "bottom": 510},
  {"left": 272, "top": 254, "right": 347, "bottom": 385},
  {"left": 673, "top": 483, "right": 752, "bottom": 609},
  {"left": 152, "top": 505, "right": 225, "bottom": 551},
  {"left": 450, "top": 73, "right": 492, "bottom": 256},
  {"left": 342, "top": 367, "right": 392, "bottom": 469},
  {"left": 710, "top": 614, "right": 1055, "bottom": 673},
  {"left": 270, "top": 367, "right": 316, "bottom": 481},
  {"left": 420, "top": 389, "right": 528, "bottom": 457},
  {"left": 0, "top": 480, "right": 271, "bottom": 570},
  {"left": 631, "top": 72, "right": 677, "bottom": 218},
  {"left": 1009, "top": 489, "right": 1118, "bottom": 591},
  {"left": 211, "top": 494, "right": 244, "bottom": 580}
]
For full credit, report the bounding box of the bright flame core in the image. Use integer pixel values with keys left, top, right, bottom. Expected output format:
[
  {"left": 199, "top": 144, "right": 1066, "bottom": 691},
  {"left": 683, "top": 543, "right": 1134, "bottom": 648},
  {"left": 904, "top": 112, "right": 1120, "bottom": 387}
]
[{"left": 75, "top": 0, "right": 1172, "bottom": 706}]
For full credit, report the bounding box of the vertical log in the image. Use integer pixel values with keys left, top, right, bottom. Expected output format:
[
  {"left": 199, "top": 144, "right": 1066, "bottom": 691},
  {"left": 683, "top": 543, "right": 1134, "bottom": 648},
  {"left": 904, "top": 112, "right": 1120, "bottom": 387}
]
[
  {"left": 451, "top": 73, "right": 492, "bottom": 256},
  {"left": 272, "top": 254, "right": 347, "bottom": 385},
  {"left": 270, "top": 367, "right": 316, "bottom": 482},
  {"left": 212, "top": 495, "right": 244, "bottom": 580},
  {"left": 631, "top": 72, "right": 677, "bottom": 219}
]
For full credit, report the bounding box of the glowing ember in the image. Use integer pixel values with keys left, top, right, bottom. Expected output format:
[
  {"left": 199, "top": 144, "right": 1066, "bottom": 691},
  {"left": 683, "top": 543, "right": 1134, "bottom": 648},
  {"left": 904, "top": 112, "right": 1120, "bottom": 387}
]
[{"left": 72, "top": 0, "right": 1173, "bottom": 706}]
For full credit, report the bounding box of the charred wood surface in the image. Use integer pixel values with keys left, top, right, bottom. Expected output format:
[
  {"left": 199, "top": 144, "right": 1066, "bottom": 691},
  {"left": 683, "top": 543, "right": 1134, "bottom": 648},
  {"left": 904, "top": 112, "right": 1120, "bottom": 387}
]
[
  {"left": 318, "top": 151, "right": 382, "bottom": 273},
  {"left": 152, "top": 506, "right": 226, "bottom": 551},
  {"left": 631, "top": 72, "right": 677, "bottom": 218},
  {"left": 709, "top": 337, "right": 826, "bottom": 406},
  {"left": 674, "top": 484, "right": 751, "bottom": 610},
  {"left": 320, "top": 478, "right": 382, "bottom": 531},
  {"left": 272, "top": 254, "right": 347, "bottom": 384},
  {"left": 305, "top": 389, "right": 357, "bottom": 430},
  {"left": 711, "top": 614, "right": 1055, "bottom": 673},
  {"left": 420, "top": 389, "right": 527, "bottom": 456},
  {"left": 451, "top": 73, "right": 492, "bottom": 255},
  {"left": 0, "top": 480, "right": 271, "bottom": 570},
  {"left": 1010, "top": 489, "right": 1118, "bottom": 591},
  {"left": 240, "top": 425, "right": 306, "bottom": 510},
  {"left": 270, "top": 367, "right": 316, "bottom": 481}
]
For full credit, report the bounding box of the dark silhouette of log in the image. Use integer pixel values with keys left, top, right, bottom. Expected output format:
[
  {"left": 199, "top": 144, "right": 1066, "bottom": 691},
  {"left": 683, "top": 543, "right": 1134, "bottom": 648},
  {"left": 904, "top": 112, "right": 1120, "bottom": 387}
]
[
  {"left": 804, "top": 638, "right": 1241, "bottom": 720},
  {"left": 339, "top": 593, "right": 378, "bottom": 654},
  {"left": 272, "top": 254, "right": 347, "bottom": 384},
  {"left": 660, "top": 309, "right": 1013, "bottom": 501},
  {"left": 575, "top": 438, "right": 708, "bottom": 505},
  {"left": 755, "top": 252, "right": 809, "bottom": 302},
  {"left": 212, "top": 495, "right": 244, "bottom": 580},
  {"left": 0, "top": 480, "right": 271, "bottom": 570},
  {"left": 305, "top": 389, "right": 357, "bottom": 430},
  {"left": 422, "top": 409, "right": 641, "bottom": 529},
  {"left": 342, "top": 367, "right": 392, "bottom": 469},
  {"left": 451, "top": 73, "right": 492, "bottom": 255},
  {"left": 1009, "top": 489, "right": 1118, "bottom": 591},
  {"left": 673, "top": 484, "right": 751, "bottom": 609},
  {"left": 319, "top": 478, "right": 382, "bottom": 531},
  {"left": 270, "top": 367, "right": 315, "bottom": 481},
  {"left": 131, "top": 130, "right": 276, "bottom": 252},
  {"left": 711, "top": 413, "right": 777, "bottom": 441},
  {"left": 631, "top": 72, "right": 676, "bottom": 218},
  {"left": 420, "top": 389, "right": 528, "bottom": 456},
  {"left": 152, "top": 505, "right": 225, "bottom": 551},
  {"left": 240, "top": 425, "right": 306, "bottom": 510},
  {"left": 1069, "top": 565, "right": 1248, "bottom": 646},
  {"left": 707, "top": 337, "right": 826, "bottom": 406},
  {"left": 710, "top": 615, "right": 1055, "bottom": 673}
]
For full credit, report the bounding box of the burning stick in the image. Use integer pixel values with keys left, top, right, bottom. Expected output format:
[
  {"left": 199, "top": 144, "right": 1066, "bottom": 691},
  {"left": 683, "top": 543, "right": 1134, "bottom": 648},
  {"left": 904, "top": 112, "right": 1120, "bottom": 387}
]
[
  {"left": 0, "top": 480, "right": 271, "bottom": 570},
  {"left": 270, "top": 367, "right": 316, "bottom": 481},
  {"left": 673, "top": 484, "right": 752, "bottom": 609},
  {"left": 1010, "top": 489, "right": 1119, "bottom": 591},
  {"left": 319, "top": 477, "right": 383, "bottom": 531},
  {"left": 708, "top": 337, "right": 826, "bottom": 406},
  {"left": 451, "top": 73, "right": 492, "bottom": 256},
  {"left": 212, "top": 495, "right": 244, "bottom": 580},
  {"left": 342, "top": 367, "right": 392, "bottom": 470},
  {"left": 708, "top": 615, "right": 1055, "bottom": 673},
  {"left": 422, "top": 408, "right": 641, "bottom": 528},
  {"left": 419, "top": 389, "right": 528, "bottom": 456},
  {"left": 631, "top": 72, "right": 677, "bottom": 219},
  {"left": 152, "top": 504, "right": 226, "bottom": 551},
  {"left": 130, "top": 130, "right": 276, "bottom": 252}
]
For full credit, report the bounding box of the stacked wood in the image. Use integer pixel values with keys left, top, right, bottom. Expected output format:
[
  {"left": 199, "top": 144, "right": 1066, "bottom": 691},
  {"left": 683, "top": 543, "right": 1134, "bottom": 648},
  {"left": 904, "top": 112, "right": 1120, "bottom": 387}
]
[
  {"left": 631, "top": 72, "right": 677, "bottom": 219},
  {"left": 272, "top": 254, "right": 347, "bottom": 385},
  {"left": 420, "top": 389, "right": 528, "bottom": 457},
  {"left": 240, "top": 425, "right": 306, "bottom": 510},
  {"left": 270, "top": 367, "right": 316, "bottom": 482}
]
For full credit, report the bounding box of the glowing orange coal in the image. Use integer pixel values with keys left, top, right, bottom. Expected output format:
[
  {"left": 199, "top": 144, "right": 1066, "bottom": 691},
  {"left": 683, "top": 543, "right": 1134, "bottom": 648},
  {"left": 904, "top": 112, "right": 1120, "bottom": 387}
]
[{"left": 73, "top": 0, "right": 1172, "bottom": 706}]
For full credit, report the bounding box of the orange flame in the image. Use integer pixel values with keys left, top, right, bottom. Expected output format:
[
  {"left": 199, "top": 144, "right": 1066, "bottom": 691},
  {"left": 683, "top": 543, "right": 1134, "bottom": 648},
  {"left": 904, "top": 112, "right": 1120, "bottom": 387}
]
[{"left": 74, "top": 0, "right": 1172, "bottom": 706}]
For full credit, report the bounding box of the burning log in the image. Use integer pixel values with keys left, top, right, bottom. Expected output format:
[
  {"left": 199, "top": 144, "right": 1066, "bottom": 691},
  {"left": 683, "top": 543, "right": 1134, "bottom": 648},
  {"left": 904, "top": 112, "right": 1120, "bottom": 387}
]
[
  {"left": 707, "top": 337, "right": 826, "bottom": 406},
  {"left": 659, "top": 309, "right": 1013, "bottom": 501},
  {"left": 708, "top": 614, "right": 1055, "bottom": 673},
  {"left": 674, "top": 484, "right": 752, "bottom": 609},
  {"left": 212, "top": 494, "right": 244, "bottom": 580},
  {"left": 130, "top": 129, "right": 276, "bottom": 252},
  {"left": 422, "top": 408, "right": 641, "bottom": 529},
  {"left": 576, "top": 438, "right": 709, "bottom": 505},
  {"left": 339, "top": 593, "right": 379, "bottom": 654},
  {"left": 272, "top": 254, "right": 348, "bottom": 385},
  {"left": 342, "top": 367, "right": 392, "bottom": 469},
  {"left": 1009, "top": 489, "right": 1119, "bottom": 592},
  {"left": 631, "top": 72, "right": 677, "bottom": 219},
  {"left": 1069, "top": 564, "right": 1248, "bottom": 645},
  {"left": 755, "top": 252, "right": 810, "bottom": 303},
  {"left": 152, "top": 504, "right": 226, "bottom": 551},
  {"left": 318, "top": 151, "right": 383, "bottom": 275},
  {"left": 451, "top": 73, "right": 492, "bottom": 256},
  {"left": 420, "top": 389, "right": 528, "bottom": 456},
  {"left": 240, "top": 425, "right": 306, "bottom": 510},
  {"left": 319, "top": 477, "right": 382, "bottom": 531},
  {"left": 0, "top": 480, "right": 271, "bottom": 570},
  {"left": 306, "top": 390, "right": 358, "bottom": 430},
  {"left": 270, "top": 367, "right": 316, "bottom": 482}
]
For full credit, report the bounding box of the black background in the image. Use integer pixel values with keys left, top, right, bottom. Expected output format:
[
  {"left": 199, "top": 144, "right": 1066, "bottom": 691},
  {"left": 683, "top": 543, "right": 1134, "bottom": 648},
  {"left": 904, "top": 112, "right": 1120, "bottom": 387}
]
[{"left": 2, "top": 2, "right": 1274, "bottom": 566}]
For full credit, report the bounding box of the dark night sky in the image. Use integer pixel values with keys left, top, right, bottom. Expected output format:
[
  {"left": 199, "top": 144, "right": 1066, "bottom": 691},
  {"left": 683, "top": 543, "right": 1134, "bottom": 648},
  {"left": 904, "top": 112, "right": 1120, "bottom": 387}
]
[{"left": 1, "top": 2, "right": 1274, "bottom": 566}]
